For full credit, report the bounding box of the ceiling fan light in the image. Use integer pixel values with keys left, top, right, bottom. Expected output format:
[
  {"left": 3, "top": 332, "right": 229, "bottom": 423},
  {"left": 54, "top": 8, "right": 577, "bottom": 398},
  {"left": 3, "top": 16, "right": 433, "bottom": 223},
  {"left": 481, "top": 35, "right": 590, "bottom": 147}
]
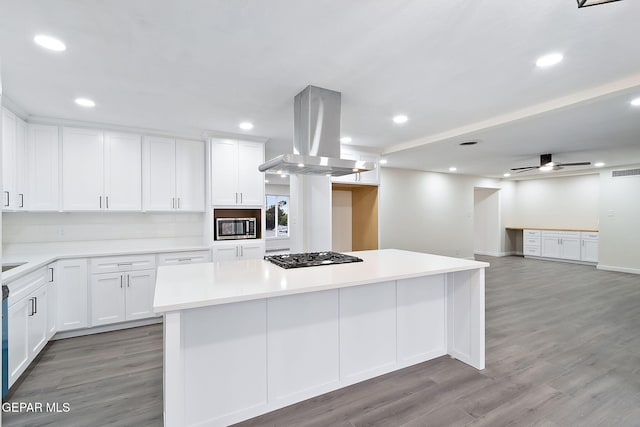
[
  {"left": 539, "top": 165, "right": 553, "bottom": 172},
  {"left": 577, "top": 0, "right": 623, "bottom": 7}
]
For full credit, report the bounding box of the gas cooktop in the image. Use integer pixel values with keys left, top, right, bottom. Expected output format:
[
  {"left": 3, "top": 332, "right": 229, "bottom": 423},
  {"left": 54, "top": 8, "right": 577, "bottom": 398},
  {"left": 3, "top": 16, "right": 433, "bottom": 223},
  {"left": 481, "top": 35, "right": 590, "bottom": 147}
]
[{"left": 264, "top": 251, "right": 363, "bottom": 269}]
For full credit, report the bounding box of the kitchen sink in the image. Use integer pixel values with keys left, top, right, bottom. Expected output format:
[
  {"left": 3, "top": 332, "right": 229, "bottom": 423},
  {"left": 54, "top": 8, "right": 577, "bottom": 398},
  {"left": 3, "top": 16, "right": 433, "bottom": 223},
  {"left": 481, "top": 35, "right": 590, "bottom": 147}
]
[{"left": 2, "top": 262, "right": 26, "bottom": 272}]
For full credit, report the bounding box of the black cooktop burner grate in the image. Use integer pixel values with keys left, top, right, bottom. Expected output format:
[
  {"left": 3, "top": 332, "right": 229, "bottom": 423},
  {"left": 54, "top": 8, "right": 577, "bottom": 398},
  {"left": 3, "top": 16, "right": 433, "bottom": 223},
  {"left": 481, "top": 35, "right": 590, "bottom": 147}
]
[{"left": 264, "top": 251, "right": 363, "bottom": 269}]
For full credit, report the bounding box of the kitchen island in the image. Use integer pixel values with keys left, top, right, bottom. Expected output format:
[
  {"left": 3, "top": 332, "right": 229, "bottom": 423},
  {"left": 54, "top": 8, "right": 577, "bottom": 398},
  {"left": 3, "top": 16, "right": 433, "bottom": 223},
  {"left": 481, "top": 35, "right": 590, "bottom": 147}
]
[{"left": 153, "top": 249, "right": 488, "bottom": 427}]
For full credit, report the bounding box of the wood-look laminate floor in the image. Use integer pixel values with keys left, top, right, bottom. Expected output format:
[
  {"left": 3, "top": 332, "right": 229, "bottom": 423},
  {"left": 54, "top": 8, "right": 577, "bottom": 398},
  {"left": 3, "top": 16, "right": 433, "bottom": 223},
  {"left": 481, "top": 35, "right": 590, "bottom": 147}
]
[{"left": 4, "top": 255, "right": 640, "bottom": 426}]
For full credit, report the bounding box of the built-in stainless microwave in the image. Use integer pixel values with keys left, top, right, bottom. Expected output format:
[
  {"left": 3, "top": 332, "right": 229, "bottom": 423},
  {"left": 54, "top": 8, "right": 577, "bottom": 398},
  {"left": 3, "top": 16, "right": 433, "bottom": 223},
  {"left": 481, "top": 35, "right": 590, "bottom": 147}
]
[{"left": 215, "top": 218, "right": 257, "bottom": 240}]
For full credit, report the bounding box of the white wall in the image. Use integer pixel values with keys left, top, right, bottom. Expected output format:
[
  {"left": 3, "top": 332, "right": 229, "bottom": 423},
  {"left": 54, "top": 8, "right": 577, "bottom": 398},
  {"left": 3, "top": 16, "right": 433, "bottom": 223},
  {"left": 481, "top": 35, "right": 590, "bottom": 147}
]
[
  {"left": 598, "top": 165, "right": 640, "bottom": 273},
  {"left": 2, "top": 212, "right": 204, "bottom": 253},
  {"left": 474, "top": 188, "right": 500, "bottom": 256},
  {"left": 331, "top": 190, "right": 352, "bottom": 252},
  {"left": 513, "top": 174, "right": 600, "bottom": 229},
  {"left": 379, "top": 168, "right": 512, "bottom": 258}
]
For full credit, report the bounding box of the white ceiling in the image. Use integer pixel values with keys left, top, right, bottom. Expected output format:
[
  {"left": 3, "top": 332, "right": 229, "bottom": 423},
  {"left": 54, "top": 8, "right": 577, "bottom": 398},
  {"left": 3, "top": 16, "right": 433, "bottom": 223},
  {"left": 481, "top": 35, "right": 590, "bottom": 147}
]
[{"left": 1, "top": 0, "right": 639, "bottom": 177}]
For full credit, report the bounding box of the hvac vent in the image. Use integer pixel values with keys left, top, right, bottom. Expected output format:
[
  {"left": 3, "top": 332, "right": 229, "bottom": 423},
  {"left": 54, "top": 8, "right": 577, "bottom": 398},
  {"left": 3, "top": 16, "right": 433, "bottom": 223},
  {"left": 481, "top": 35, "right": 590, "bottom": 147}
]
[{"left": 612, "top": 168, "right": 640, "bottom": 178}]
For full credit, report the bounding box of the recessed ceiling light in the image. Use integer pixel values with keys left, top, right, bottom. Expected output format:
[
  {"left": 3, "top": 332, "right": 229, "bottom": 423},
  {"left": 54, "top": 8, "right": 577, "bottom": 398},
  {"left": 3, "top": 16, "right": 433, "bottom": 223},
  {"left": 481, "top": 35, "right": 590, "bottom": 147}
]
[
  {"left": 594, "top": 162, "right": 605, "bottom": 167},
  {"left": 393, "top": 115, "right": 408, "bottom": 124},
  {"left": 280, "top": 174, "right": 287, "bottom": 178},
  {"left": 536, "top": 53, "right": 563, "bottom": 68},
  {"left": 340, "top": 137, "right": 352, "bottom": 143},
  {"left": 34, "top": 34, "right": 66, "bottom": 52},
  {"left": 503, "top": 173, "right": 511, "bottom": 177},
  {"left": 239, "top": 122, "right": 254, "bottom": 130},
  {"left": 75, "top": 98, "right": 95, "bottom": 107},
  {"left": 325, "top": 173, "right": 331, "bottom": 177},
  {"left": 449, "top": 167, "right": 457, "bottom": 172},
  {"left": 630, "top": 98, "right": 640, "bottom": 107},
  {"left": 297, "top": 163, "right": 304, "bottom": 168},
  {"left": 379, "top": 159, "right": 388, "bottom": 165}
]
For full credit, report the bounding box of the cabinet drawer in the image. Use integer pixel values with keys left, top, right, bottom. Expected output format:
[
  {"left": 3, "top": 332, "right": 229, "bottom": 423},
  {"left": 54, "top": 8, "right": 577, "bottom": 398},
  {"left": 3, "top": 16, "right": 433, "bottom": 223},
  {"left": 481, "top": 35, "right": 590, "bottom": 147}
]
[
  {"left": 90, "top": 254, "right": 156, "bottom": 274},
  {"left": 524, "top": 246, "right": 541, "bottom": 256},
  {"left": 157, "top": 250, "right": 211, "bottom": 266},
  {"left": 524, "top": 229, "right": 541, "bottom": 238},
  {"left": 581, "top": 232, "right": 599, "bottom": 240},
  {"left": 524, "top": 237, "right": 540, "bottom": 246},
  {"left": 7, "top": 268, "right": 48, "bottom": 307}
]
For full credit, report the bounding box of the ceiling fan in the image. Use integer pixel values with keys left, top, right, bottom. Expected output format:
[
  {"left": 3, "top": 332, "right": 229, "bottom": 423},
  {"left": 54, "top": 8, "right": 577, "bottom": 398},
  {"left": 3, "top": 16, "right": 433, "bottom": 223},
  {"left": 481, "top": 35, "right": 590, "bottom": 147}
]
[{"left": 511, "top": 154, "right": 591, "bottom": 173}]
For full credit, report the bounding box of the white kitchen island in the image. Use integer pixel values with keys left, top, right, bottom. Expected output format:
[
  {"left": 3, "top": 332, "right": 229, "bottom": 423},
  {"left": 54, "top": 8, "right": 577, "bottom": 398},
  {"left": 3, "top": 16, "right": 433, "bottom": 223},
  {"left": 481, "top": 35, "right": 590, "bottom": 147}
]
[{"left": 153, "top": 249, "right": 488, "bottom": 427}]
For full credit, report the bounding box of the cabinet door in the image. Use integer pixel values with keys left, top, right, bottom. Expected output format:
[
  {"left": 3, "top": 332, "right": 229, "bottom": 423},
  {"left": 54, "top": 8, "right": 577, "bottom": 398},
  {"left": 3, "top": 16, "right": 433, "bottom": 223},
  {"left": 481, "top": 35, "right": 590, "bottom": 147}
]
[
  {"left": 104, "top": 132, "right": 142, "bottom": 210},
  {"left": 211, "top": 244, "right": 239, "bottom": 261},
  {"left": 237, "top": 141, "right": 264, "bottom": 206},
  {"left": 125, "top": 269, "right": 157, "bottom": 320},
  {"left": 143, "top": 136, "right": 176, "bottom": 211},
  {"left": 47, "top": 264, "right": 57, "bottom": 339},
  {"left": 211, "top": 139, "right": 239, "bottom": 206},
  {"left": 541, "top": 235, "right": 562, "bottom": 258},
  {"left": 62, "top": 127, "right": 104, "bottom": 210},
  {"left": 357, "top": 153, "right": 379, "bottom": 185},
  {"left": 175, "top": 139, "right": 205, "bottom": 211},
  {"left": 15, "top": 117, "right": 28, "bottom": 209},
  {"left": 331, "top": 149, "right": 359, "bottom": 184},
  {"left": 26, "top": 124, "right": 60, "bottom": 211},
  {"left": 90, "top": 272, "right": 126, "bottom": 326},
  {"left": 8, "top": 298, "right": 30, "bottom": 387},
  {"left": 560, "top": 237, "right": 581, "bottom": 261},
  {"left": 28, "top": 286, "right": 48, "bottom": 356},
  {"left": 57, "top": 259, "right": 89, "bottom": 331},
  {"left": 581, "top": 239, "right": 599, "bottom": 263},
  {"left": 239, "top": 241, "right": 265, "bottom": 259},
  {"left": 2, "top": 107, "right": 17, "bottom": 209}
]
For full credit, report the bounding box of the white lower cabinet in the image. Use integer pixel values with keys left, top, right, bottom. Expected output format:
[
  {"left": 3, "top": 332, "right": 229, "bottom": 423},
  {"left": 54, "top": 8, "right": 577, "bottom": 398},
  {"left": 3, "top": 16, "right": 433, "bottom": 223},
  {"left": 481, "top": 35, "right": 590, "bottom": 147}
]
[
  {"left": 157, "top": 250, "right": 211, "bottom": 266},
  {"left": 8, "top": 277, "right": 48, "bottom": 387},
  {"left": 46, "top": 263, "right": 57, "bottom": 339},
  {"left": 90, "top": 268, "right": 156, "bottom": 327},
  {"left": 541, "top": 231, "right": 580, "bottom": 261},
  {"left": 581, "top": 232, "right": 599, "bottom": 263},
  {"left": 56, "top": 259, "right": 89, "bottom": 332},
  {"left": 211, "top": 241, "right": 265, "bottom": 261}
]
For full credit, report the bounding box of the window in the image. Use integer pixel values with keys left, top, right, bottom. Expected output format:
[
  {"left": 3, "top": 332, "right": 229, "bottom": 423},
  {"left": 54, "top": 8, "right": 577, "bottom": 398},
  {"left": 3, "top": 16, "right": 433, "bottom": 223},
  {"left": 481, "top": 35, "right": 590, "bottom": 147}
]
[{"left": 266, "top": 195, "right": 289, "bottom": 238}]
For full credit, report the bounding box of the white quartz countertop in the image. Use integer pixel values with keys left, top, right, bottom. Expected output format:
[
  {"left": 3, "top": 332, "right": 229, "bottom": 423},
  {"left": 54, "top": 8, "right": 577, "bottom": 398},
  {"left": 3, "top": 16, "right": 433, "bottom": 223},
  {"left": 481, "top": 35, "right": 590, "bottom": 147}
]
[
  {"left": 2, "top": 243, "right": 210, "bottom": 283},
  {"left": 153, "top": 249, "right": 489, "bottom": 313}
]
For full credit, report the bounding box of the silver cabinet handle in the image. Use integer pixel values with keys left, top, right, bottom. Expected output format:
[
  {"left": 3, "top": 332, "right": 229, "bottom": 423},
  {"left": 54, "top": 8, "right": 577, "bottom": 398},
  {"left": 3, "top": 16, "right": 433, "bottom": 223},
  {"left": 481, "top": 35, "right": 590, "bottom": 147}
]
[
  {"left": 235, "top": 192, "right": 238, "bottom": 204},
  {"left": 19, "top": 193, "right": 24, "bottom": 208},
  {"left": 28, "top": 298, "right": 35, "bottom": 316},
  {"left": 106, "top": 196, "right": 109, "bottom": 209},
  {"left": 4, "top": 191, "right": 9, "bottom": 207},
  {"left": 177, "top": 197, "right": 181, "bottom": 209},
  {"left": 49, "top": 267, "right": 54, "bottom": 283},
  {"left": 117, "top": 262, "right": 133, "bottom": 266},
  {"left": 235, "top": 246, "right": 239, "bottom": 257},
  {"left": 34, "top": 296, "right": 38, "bottom": 314},
  {"left": 177, "top": 258, "right": 191, "bottom": 262},
  {"left": 120, "top": 275, "right": 123, "bottom": 288},
  {"left": 240, "top": 193, "right": 243, "bottom": 204},
  {"left": 127, "top": 274, "right": 130, "bottom": 287}
]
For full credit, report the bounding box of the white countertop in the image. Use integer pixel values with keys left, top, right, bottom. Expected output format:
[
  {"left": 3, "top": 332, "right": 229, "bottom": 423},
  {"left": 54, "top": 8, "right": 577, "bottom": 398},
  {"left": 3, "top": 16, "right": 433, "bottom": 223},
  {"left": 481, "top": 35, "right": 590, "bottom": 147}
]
[
  {"left": 153, "top": 249, "right": 489, "bottom": 313},
  {"left": 2, "top": 242, "right": 210, "bottom": 283}
]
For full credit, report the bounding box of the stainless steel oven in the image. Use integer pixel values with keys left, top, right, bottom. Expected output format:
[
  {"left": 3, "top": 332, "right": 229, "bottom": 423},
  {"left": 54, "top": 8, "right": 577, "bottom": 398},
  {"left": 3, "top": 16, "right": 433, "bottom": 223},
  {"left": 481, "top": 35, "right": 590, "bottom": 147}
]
[{"left": 215, "top": 217, "right": 257, "bottom": 240}]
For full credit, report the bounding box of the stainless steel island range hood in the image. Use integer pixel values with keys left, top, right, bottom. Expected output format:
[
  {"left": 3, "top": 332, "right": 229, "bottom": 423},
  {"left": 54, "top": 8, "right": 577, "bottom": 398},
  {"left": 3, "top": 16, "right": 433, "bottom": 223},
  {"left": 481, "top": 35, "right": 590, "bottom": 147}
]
[{"left": 259, "top": 85, "right": 375, "bottom": 176}]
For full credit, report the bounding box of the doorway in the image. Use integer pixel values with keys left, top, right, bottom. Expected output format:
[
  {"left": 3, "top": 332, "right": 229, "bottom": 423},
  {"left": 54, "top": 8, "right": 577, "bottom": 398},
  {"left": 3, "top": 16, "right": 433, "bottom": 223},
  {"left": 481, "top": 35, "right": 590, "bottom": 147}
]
[{"left": 473, "top": 187, "right": 500, "bottom": 256}]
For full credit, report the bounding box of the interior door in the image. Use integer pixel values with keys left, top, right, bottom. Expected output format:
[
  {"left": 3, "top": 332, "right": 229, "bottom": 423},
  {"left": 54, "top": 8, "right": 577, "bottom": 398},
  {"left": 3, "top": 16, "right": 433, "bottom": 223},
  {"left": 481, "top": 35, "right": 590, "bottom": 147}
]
[
  {"left": 62, "top": 127, "right": 104, "bottom": 210},
  {"left": 175, "top": 139, "right": 205, "bottom": 211},
  {"left": 104, "top": 132, "right": 142, "bottom": 210},
  {"left": 125, "top": 269, "right": 157, "bottom": 320}
]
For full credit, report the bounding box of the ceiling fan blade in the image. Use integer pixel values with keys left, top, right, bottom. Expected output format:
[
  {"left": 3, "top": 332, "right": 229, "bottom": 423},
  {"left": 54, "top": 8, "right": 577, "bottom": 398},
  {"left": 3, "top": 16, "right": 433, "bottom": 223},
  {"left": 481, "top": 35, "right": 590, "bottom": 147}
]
[
  {"left": 515, "top": 168, "right": 537, "bottom": 173},
  {"left": 510, "top": 166, "right": 538, "bottom": 171},
  {"left": 556, "top": 162, "right": 591, "bottom": 167}
]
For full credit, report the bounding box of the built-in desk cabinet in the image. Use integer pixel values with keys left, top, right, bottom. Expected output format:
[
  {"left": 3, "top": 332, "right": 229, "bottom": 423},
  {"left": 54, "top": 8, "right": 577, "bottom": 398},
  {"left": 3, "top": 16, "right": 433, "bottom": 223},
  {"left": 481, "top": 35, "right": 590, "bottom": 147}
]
[{"left": 523, "top": 229, "right": 598, "bottom": 263}]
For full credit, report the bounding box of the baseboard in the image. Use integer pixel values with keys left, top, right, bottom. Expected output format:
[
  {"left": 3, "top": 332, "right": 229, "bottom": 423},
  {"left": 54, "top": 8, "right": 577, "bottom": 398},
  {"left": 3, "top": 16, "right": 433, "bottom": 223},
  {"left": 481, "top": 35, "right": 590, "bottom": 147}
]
[
  {"left": 474, "top": 251, "right": 515, "bottom": 257},
  {"left": 52, "top": 317, "right": 163, "bottom": 340},
  {"left": 597, "top": 264, "right": 640, "bottom": 275},
  {"left": 524, "top": 256, "right": 596, "bottom": 267}
]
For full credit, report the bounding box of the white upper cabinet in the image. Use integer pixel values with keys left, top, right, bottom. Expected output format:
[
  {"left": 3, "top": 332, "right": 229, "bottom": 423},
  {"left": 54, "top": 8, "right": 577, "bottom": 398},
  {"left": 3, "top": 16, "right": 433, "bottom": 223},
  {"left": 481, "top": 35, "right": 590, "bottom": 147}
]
[
  {"left": 26, "top": 124, "right": 60, "bottom": 211},
  {"left": 143, "top": 137, "right": 204, "bottom": 211},
  {"left": 62, "top": 127, "right": 104, "bottom": 210},
  {"left": 104, "top": 132, "right": 142, "bottom": 210},
  {"left": 2, "top": 107, "right": 27, "bottom": 210},
  {"left": 331, "top": 147, "right": 380, "bottom": 185},
  {"left": 211, "top": 139, "right": 264, "bottom": 207},
  {"left": 62, "top": 127, "right": 142, "bottom": 211},
  {"left": 176, "top": 139, "right": 205, "bottom": 211}
]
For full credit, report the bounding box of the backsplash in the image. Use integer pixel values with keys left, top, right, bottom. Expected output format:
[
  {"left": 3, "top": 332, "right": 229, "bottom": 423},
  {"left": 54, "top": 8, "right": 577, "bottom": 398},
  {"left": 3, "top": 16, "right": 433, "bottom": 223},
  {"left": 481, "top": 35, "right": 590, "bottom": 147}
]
[{"left": 2, "top": 212, "right": 205, "bottom": 244}]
